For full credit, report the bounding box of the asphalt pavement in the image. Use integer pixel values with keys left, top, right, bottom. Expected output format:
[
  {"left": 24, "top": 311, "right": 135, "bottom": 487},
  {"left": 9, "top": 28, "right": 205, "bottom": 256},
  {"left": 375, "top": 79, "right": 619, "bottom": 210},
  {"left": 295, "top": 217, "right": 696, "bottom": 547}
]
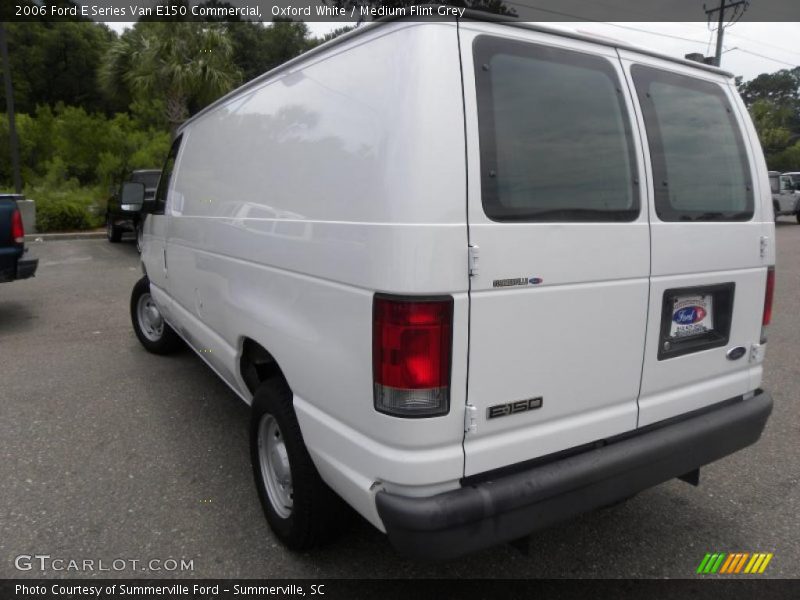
[{"left": 1, "top": 227, "right": 798, "bottom": 579}]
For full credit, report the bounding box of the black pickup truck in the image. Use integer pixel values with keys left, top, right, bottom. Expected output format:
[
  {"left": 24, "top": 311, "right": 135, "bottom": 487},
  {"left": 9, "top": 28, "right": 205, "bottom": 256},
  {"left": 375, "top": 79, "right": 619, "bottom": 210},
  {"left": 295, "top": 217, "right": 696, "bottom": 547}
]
[
  {"left": 106, "top": 169, "right": 160, "bottom": 253},
  {"left": 0, "top": 194, "right": 37, "bottom": 283}
]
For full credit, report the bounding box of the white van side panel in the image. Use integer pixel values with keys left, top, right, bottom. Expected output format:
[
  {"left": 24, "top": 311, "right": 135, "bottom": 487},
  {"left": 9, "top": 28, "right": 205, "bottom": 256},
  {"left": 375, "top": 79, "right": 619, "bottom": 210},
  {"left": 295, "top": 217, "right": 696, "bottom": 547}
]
[{"left": 162, "top": 23, "right": 469, "bottom": 518}]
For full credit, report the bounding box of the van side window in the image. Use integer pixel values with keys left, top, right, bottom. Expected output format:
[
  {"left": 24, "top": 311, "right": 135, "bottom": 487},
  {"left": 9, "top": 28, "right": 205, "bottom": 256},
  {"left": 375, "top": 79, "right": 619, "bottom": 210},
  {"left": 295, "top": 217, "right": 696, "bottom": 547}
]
[
  {"left": 632, "top": 66, "right": 753, "bottom": 221},
  {"left": 153, "top": 135, "right": 183, "bottom": 215},
  {"left": 474, "top": 36, "right": 639, "bottom": 222}
]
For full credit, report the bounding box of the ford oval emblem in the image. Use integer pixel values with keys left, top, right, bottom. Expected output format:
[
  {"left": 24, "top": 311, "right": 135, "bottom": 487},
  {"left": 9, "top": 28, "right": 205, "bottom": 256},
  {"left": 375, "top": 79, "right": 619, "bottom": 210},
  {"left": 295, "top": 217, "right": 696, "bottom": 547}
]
[
  {"left": 528, "top": 277, "right": 543, "bottom": 285},
  {"left": 673, "top": 306, "right": 707, "bottom": 325},
  {"left": 726, "top": 346, "right": 747, "bottom": 361}
]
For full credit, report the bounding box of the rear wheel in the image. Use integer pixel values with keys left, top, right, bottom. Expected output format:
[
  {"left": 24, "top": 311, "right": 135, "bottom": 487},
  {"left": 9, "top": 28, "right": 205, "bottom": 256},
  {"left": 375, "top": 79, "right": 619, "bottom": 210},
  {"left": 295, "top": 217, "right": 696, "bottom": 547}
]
[
  {"left": 107, "top": 215, "right": 122, "bottom": 243},
  {"left": 130, "top": 276, "right": 182, "bottom": 354},
  {"left": 795, "top": 212, "right": 800, "bottom": 224},
  {"left": 250, "top": 377, "right": 350, "bottom": 550}
]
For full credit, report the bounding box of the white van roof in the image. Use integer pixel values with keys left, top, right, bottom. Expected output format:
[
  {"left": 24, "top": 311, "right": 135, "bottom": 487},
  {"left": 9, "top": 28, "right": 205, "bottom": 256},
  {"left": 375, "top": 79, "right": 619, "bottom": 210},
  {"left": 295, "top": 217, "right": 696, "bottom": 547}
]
[{"left": 181, "top": 9, "right": 734, "bottom": 132}]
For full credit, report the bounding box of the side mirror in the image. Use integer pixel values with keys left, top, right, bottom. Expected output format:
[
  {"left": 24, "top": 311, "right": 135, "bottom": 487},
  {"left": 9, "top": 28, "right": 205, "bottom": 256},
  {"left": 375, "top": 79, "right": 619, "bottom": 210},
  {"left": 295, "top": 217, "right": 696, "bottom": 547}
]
[{"left": 121, "top": 182, "right": 145, "bottom": 211}]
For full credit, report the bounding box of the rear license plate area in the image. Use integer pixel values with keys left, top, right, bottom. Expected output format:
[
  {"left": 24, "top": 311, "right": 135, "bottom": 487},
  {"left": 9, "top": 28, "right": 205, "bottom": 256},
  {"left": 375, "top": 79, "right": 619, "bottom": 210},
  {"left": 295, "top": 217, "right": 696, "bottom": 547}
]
[{"left": 658, "top": 283, "right": 735, "bottom": 360}]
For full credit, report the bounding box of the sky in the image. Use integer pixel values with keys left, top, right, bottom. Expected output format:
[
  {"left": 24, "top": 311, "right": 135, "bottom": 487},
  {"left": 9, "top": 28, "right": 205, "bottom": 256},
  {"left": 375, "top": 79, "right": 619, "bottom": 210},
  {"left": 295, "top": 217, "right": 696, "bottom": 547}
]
[{"left": 105, "top": 20, "right": 799, "bottom": 82}]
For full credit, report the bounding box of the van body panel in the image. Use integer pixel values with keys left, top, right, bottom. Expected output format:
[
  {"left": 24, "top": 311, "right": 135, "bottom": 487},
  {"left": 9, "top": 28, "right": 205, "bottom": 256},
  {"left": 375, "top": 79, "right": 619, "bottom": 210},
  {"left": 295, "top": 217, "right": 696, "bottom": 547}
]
[
  {"left": 142, "top": 23, "right": 470, "bottom": 496},
  {"left": 618, "top": 50, "right": 772, "bottom": 427},
  {"left": 458, "top": 22, "right": 651, "bottom": 476},
  {"left": 293, "top": 393, "right": 463, "bottom": 532}
]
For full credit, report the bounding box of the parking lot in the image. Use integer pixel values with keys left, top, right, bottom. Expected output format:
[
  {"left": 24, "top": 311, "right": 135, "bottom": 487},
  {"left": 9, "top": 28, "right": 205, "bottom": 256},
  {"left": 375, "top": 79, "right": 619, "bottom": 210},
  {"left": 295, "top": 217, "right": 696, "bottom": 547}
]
[{"left": 1, "top": 226, "right": 798, "bottom": 579}]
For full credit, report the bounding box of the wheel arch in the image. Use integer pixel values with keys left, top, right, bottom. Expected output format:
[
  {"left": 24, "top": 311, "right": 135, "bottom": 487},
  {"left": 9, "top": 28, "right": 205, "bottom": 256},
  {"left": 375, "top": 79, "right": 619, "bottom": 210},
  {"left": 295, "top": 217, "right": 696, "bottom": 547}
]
[{"left": 239, "top": 337, "right": 289, "bottom": 398}]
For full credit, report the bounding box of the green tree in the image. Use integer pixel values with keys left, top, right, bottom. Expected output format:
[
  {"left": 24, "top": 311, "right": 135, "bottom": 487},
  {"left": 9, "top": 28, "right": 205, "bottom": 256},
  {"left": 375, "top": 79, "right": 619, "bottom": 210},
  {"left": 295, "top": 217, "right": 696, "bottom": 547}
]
[
  {"left": 0, "top": 21, "right": 116, "bottom": 114},
  {"left": 319, "top": 26, "right": 356, "bottom": 43},
  {"left": 739, "top": 67, "right": 800, "bottom": 109},
  {"left": 224, "top": 19, "right": 314, "bottom": 83},
  {"left": 738, "top": 68, "right": 800, "bottom": 171},
  {"left": 770, "top": 143, "right": 800, "bottom": 172},
  {"left": 749, "top": 99, "right": 794, "bottom": 156},
  {"left": 100, "top": 22, "right": 241, "bottom": 133}
]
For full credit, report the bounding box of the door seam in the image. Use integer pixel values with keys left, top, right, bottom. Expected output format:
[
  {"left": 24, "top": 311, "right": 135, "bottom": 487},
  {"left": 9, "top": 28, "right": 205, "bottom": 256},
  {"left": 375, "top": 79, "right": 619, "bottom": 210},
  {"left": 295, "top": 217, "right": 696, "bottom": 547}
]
[
  {"left": 457, "top": 17, "right": 471, "bottom": 480},
  {"left": 616, "top": 48, "right": 653, "bottom": 430}
]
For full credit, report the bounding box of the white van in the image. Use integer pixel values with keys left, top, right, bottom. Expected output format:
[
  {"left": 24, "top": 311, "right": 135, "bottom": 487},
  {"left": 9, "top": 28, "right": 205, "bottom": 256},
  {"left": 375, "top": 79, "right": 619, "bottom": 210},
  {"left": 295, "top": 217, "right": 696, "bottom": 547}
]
[{"left": 127, "top": 14, "right": 774, "bottom": 559}]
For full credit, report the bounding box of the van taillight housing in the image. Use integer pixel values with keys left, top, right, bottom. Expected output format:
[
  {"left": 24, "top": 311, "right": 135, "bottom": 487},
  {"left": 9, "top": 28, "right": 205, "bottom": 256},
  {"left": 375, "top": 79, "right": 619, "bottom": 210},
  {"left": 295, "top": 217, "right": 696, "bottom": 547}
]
[
  {"left": 11, "top": 208, "right": 24, "bottom": 244},
  {"left": 761, "top": 266, "right": 775, "bottom": 343},
  {"left": 373, "top": 295, "right": 453, "bottom": 417}
]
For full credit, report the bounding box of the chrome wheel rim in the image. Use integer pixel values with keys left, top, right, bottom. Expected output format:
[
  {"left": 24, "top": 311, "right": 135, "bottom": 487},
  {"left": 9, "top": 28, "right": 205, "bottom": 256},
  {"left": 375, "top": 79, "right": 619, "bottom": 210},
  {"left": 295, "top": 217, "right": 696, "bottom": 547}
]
[
  {"left": 258, "top": 414, "right": 293, "bottom": 518},
  {"left": 136, "top": 293, "right": 164, "bottom": 342}
]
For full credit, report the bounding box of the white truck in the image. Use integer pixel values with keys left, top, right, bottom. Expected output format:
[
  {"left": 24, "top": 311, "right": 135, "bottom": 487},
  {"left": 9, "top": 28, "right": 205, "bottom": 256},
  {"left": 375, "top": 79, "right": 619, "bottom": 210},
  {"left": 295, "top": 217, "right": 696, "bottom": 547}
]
[
  {"left": 770, "top": 170, "right": 800, "bottom": 222},
  {"left": 126, "top": 14, "right": 774, "bottom": 559}
]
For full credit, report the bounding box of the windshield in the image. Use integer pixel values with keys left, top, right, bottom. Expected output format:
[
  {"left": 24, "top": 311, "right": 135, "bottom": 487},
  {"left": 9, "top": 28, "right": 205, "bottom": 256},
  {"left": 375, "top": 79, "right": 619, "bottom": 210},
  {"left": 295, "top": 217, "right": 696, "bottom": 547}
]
[{"left": 131, "top": 171, "right": 161, "bottom": 190}]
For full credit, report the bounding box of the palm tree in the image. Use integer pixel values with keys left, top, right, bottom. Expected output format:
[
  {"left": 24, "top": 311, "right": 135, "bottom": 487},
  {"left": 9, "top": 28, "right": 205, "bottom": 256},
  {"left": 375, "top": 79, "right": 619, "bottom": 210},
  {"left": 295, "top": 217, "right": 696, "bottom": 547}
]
[{"left": 101, "top": 22, "right": 241, "bottom": 135}]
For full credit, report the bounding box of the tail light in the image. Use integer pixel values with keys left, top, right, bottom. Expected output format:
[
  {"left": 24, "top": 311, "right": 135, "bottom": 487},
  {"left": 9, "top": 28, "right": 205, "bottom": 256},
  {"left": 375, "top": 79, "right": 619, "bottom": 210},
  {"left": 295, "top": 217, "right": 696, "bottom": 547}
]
[
  {"left": 761, "top": 266, "right": 775, "bottom": 343},
  {"left": 373, "top": 295, "right": 453, "bottom": 417},
  {"left": 11, "top": 208, "right": 24, "bottom": 244}
]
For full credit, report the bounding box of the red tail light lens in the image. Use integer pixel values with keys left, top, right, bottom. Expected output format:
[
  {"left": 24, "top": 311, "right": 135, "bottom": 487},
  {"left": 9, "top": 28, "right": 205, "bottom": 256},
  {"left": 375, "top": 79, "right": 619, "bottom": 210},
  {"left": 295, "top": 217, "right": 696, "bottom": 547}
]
[
  {"left": 763, "top": 267, "right": 775, "bottom": 326},
  {"left": 761, "top": 266, "right": 775, "bottom": 343},
  {"left": 373, "top": 295, "right": 453, "bottom": 417},
  {"left": 11, "top": 208, "right": 24, "bottom": 244}
]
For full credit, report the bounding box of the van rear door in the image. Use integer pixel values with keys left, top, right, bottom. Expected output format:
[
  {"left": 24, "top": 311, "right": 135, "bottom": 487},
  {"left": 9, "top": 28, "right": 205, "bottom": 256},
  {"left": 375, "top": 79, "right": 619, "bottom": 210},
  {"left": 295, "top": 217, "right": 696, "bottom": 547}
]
[
  {"left": 458, "top": 24, "right": 651, "bottom": 477},
  {"left": 620, "top": 53, "right": 770, "bottom": 427}
]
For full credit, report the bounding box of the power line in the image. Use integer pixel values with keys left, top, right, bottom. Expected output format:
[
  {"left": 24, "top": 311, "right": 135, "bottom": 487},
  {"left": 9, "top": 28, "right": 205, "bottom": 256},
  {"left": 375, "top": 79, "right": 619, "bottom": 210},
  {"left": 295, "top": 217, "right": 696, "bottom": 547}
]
[
  {"left": 502, "top": 1, "right": 798, "bottom": 71},
  {"left": 725, "top": 31, "right": 800, "bottom": 59},
  {"left": 501, "top": 2, "right": 712, "bottom": 45},
  {"left": 600, "top": 22, "right": 709, "bottom": 45},
  {"left": 729, "top": 47, "right": 798, "bottom": 68}
]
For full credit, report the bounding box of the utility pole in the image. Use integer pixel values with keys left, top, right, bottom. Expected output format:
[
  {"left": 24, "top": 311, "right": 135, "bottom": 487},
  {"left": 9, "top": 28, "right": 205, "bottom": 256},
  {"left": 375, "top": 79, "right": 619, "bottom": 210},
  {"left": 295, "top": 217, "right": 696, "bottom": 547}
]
[
  {"left": 705, "top": 0, "right": 749, "bottom": 67},
  {"left": 0, "top": 22, "right": 22, "bottom": 195}
]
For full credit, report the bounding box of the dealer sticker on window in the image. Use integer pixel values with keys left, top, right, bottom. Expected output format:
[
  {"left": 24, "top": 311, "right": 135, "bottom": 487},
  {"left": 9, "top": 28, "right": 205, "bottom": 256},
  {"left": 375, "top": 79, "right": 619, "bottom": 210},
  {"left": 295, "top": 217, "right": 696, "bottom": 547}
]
[{"left": 670, "top": 294, "right": 714, "bottom": 338}]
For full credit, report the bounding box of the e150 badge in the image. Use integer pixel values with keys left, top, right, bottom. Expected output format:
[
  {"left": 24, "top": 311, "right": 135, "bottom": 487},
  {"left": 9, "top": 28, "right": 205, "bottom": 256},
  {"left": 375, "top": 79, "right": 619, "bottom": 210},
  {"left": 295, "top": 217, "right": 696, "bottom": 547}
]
[{"left": 487, "top": 397, "right": 543, "bottom": 419}]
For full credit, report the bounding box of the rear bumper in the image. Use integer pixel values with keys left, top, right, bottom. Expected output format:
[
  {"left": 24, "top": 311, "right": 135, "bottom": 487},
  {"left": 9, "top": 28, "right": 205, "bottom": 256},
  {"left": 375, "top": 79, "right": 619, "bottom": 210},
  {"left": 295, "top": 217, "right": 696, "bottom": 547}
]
[
  {"left": 0, "top": 255, "right": 37, "bottom": 282},
  {"left": 376, "top": 390, "right": 772, "bottom": 560},
  {"left": 16, "top": 257, "right": 38, "bottom": 279}
]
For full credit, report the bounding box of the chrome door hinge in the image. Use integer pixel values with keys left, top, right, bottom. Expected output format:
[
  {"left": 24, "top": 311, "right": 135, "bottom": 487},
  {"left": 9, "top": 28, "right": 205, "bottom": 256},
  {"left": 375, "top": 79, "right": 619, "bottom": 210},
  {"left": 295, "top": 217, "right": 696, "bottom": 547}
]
[
  {"left": 464, "top": 404, "right": 477, "bottom": 434},
  {"left": 760, "top": 236, "right": 768, "bottom": 259},
  {"left": 468, "top": 244, "right": 480, "bottom": 277}
]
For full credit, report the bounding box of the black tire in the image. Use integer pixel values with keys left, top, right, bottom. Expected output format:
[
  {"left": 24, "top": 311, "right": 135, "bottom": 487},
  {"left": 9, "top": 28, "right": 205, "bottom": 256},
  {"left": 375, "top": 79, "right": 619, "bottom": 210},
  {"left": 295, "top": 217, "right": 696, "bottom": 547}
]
[
  {"left": 250, "top": 378, "right": 350, "bottom": 550},
  {"left": 795, "top": 212, "right": 800, "bottom": 224},
  {"left": 135, "top": 222, "right": 144, "bottom": 253},
  {"left": 130, "top": 276, "right": 182, "bottom": 354},
  {"left": 107, "top": 214, "right": 122, "bottom": 243}
]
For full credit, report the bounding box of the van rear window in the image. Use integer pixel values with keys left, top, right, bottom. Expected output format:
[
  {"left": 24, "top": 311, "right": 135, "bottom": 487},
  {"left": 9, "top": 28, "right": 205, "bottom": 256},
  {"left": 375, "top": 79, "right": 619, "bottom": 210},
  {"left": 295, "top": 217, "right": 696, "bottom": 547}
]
[
  {"left": 632, "top": 66, "right": 753, "bottom": 221},
  {"left": 474, "top": 36, "right": 639, "bottom": 222}
]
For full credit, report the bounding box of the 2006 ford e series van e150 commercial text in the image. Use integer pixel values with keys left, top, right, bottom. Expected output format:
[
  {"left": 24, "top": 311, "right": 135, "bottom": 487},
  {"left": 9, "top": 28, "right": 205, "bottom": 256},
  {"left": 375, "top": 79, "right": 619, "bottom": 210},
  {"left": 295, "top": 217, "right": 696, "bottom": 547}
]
[{"left": 124, "top": 13, "right": 775, "bottom": 559}]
